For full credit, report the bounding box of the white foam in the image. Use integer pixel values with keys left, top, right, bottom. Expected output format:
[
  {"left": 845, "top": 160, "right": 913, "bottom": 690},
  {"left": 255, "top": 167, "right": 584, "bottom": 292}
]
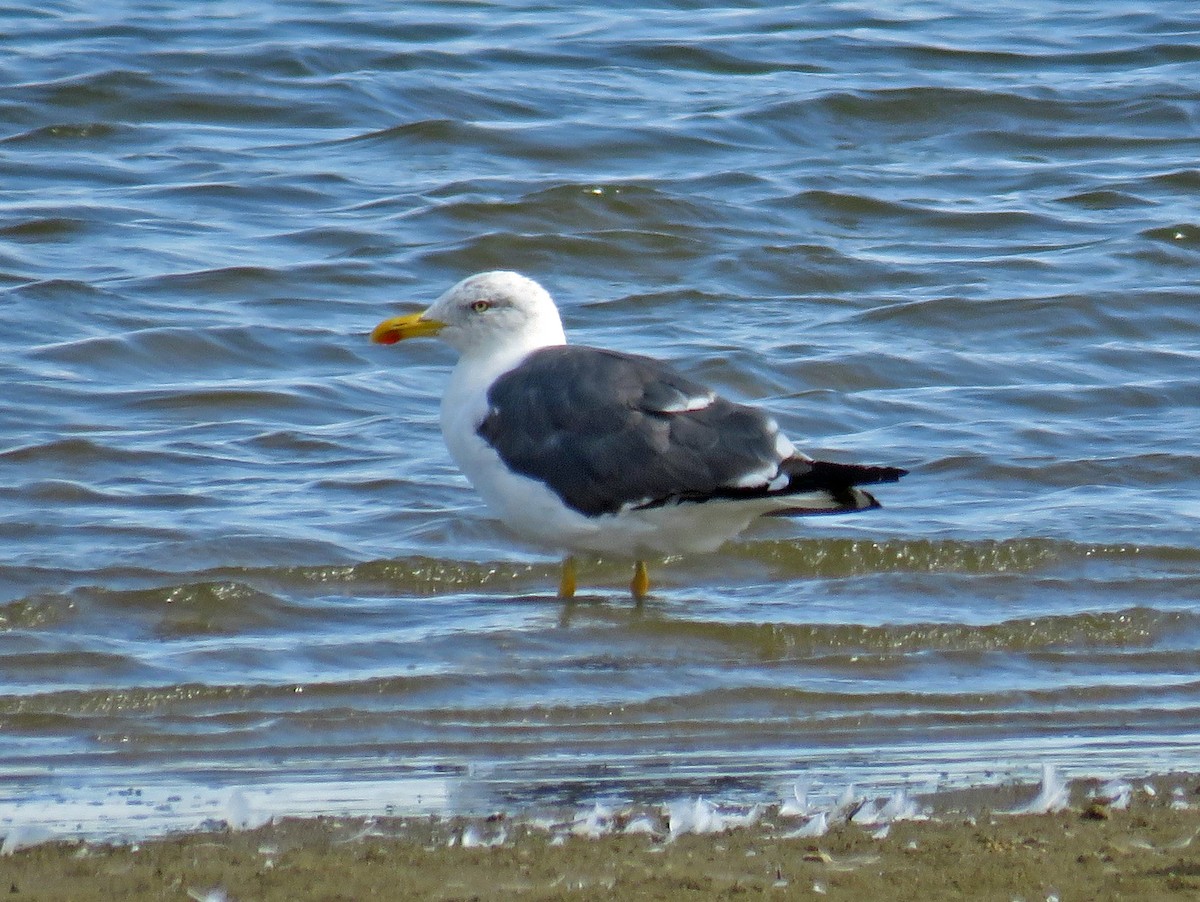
[
  {"left": 1007, "top": 764, "right": 1070, "bottom": 815},
  {"left": 223, "top": 788, "right": 271, "bottom": 832},
  {"left": 0, "top": 776, "right": 453, "bottom": 844},
  {"left": 1, "top": 824, "right": 56, "bottom": 856},
  {"left": 779, "top": 782, "right": 811, "bottom": 817},
  {"left": 186, "top": 890, "right": 231, "bottom": 902},
  {"left": 667, "top": 797, "right": 719, "bottom": 839},
  {"left": 778, "top": 811, "right": 828, "bottom": 839},
  {"left": 460, "top": 823, "right": 507, "bottom": 847},
  {"left": 666, "top": 798, "right": 761, "bottom": 840},
  {"left": 1095, "top": 779, "right": 1132, "bottom": 810},
  {"left": 570, "top": 803, "right": 613, "bottom": 839},
  {"left": 831, "top": 784, "right": 865, "bottom": 820},
  {"left": 622, "top": 814, "right": 661, "bottom": 836},
  {"left": 877, "top": 789, "right": 923, "bottom": 823}
]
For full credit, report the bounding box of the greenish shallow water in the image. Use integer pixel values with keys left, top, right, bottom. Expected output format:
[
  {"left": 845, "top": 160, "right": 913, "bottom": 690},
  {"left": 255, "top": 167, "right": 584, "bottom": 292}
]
[{"left": 1, "top": 1, "right": 1199, "bottom": 837}]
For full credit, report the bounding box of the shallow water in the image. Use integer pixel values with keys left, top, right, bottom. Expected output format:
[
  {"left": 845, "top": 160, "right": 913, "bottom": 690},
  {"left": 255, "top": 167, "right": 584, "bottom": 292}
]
[{"left": 2, "top": 1, "right": 1199, "bottom": 837}]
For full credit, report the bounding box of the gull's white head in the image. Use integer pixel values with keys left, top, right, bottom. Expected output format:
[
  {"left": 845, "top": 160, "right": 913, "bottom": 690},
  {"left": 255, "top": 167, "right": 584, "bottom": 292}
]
[{"left": 371, "top": 271, "right": 566, "bottom": 357}]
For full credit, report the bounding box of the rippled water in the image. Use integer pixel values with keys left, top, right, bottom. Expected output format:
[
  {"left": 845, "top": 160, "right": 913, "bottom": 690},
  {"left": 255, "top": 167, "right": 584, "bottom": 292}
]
[{"left": 2, "top": 1, "right": 1199, "bottom": 837}]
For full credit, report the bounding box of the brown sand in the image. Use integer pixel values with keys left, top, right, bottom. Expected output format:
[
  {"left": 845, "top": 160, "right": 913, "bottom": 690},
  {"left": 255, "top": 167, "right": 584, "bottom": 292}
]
[{"left": 3, "top": 776, "right": 1199, "bottom": 901}]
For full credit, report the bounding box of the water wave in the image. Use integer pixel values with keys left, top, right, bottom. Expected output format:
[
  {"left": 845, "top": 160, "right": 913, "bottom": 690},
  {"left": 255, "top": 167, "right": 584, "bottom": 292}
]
[{"left": 3, "top": 0, "right": 1199, "bottom": 834}]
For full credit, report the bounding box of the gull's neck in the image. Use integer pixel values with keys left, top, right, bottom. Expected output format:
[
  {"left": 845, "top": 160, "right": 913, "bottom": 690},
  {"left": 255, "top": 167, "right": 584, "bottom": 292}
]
[
  {"left": 445, "top": 324, "right": 567, "bottom": 423},
  {"left": 454, "top": 320, "right": 566, "bottom": 390},
  {"left": 440, "top": 325, "right": 567, "bottom": 472}
]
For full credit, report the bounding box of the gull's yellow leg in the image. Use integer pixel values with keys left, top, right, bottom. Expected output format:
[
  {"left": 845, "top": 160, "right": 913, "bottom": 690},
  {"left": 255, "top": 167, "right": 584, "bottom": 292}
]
[
  {"left": 558, "top": 556, "right": 577, "bottom": 599},
  {"left": 631, "top": 559, "right": 650, "bottom": 600}
]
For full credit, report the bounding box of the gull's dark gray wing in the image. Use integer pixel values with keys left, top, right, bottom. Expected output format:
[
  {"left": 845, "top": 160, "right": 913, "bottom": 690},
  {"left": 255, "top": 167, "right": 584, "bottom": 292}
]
[{"left": 477, "top": 345, "right": 905, "bottom": 518}]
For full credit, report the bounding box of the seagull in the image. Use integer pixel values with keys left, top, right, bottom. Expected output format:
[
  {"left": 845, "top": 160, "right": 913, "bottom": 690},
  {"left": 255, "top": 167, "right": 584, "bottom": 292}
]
[{"left": 371, "top": 271, "right": 906, "bottom": 600}]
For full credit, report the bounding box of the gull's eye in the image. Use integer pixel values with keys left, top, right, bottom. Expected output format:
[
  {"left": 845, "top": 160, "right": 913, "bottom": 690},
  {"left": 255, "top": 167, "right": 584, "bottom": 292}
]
[{"left": 470, "top": 300, "right": 491, "bottom": 313}]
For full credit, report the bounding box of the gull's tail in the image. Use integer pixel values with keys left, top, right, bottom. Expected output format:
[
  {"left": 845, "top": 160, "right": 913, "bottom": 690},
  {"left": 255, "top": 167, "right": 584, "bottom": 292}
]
[{"left": 770, "top": 458, "right": 908, "bottom": 515}]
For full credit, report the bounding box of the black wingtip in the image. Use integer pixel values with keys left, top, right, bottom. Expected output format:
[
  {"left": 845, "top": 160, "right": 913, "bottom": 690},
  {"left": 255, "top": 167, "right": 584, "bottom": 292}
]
[{"left": 793, "top": 459, "right": 908, "bottom": 489}]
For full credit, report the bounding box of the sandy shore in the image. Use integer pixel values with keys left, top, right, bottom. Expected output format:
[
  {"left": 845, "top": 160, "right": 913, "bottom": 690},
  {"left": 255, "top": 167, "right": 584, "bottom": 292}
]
[{"left": 3, "top": 775, "right": 1199, "bottom": 901}]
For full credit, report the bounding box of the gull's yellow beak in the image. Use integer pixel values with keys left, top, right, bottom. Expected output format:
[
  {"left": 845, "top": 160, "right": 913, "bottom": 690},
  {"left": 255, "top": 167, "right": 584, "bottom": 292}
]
[{"left": 370, "top": 311, "right": 446, "bottom": 345}]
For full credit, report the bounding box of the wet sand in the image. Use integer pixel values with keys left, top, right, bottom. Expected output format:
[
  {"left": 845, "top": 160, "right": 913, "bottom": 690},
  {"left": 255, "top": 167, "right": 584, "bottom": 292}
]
[{"left": 4, "top": 775, "right": 1199, "bottom": 901}]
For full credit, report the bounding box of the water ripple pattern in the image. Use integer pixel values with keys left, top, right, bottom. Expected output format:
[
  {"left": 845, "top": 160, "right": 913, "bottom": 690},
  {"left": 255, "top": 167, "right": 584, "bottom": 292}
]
[{"left": 1, "top": 1, "right": 1199, "bottom": 837}]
